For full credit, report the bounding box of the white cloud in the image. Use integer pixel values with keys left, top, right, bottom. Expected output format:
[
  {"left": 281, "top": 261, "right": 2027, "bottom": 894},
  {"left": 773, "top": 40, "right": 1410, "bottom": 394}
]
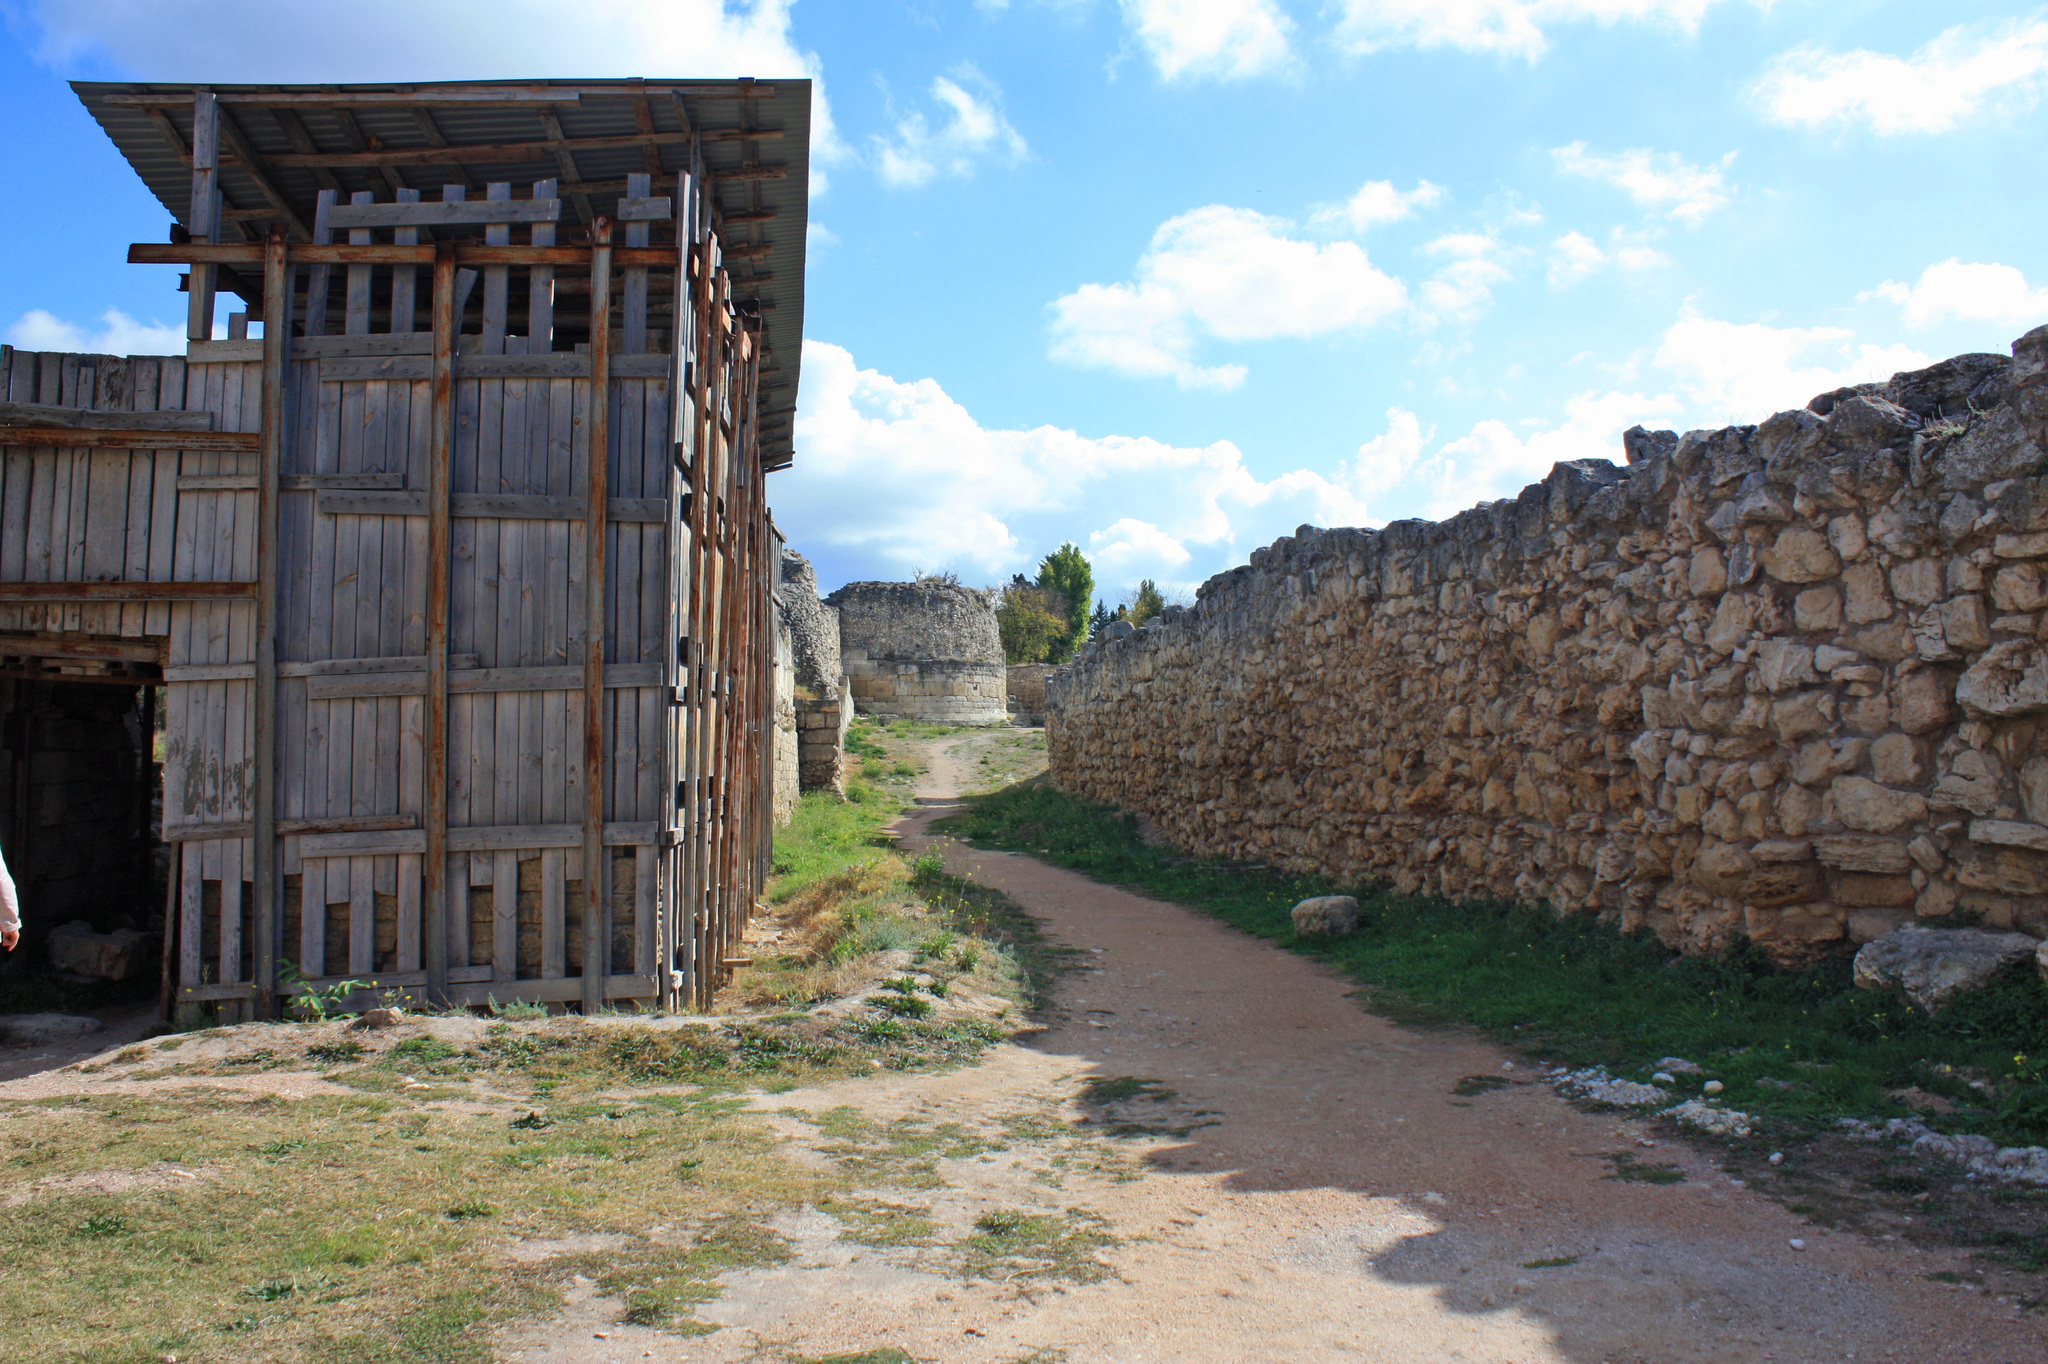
[
  {"left": 1333, "top": 0, "right": 1765, "bottom": 63},
  {"left": 1655, "top": 314, "right": 1932, "bottom": 425},
  {"left": 8, "top": 309, "right": 188, "bottom": 355},
  {"left": 1548, "top": 231, "right": 1607, "bottom": 287},
  {"left": 1418, "top": 233, "right": 1516, "bottom": 321},
  {"left": 784, "top": 339, "right": 1386, "bottom": 591},
  {"left": 1049, "top": 204, "right": 1408, "bottom": 388},
  {"left": 1551, "top": 141, "right": 1734, "bottom": 224},
  {"left": 1756, "top": 17, "right": 2048, "bottom": 135},
  {"left": 1118, "top": 0, "right": 1294, "bottom": 81},
  {"left": 874, "top": 69, "right": 1028, "bottom": 188},
  {"left": 1416, "top": 388, "right": 1674, "bottom": 516},
  {"left": 19, "top": 0, "right": 847, "bottom": 171},
  {"left": 1309, "top": 179, "right": 1446, "bottom": 234},
  {"left": 1874, "top": 259, "right": 2048, "bottom": 332}
]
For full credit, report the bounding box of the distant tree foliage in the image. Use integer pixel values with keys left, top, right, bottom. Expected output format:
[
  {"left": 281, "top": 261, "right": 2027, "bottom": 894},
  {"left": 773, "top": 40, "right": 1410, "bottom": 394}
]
[
  {"left": 1087, "top": 599, "right": 1114, "bottom": 639},
  {"left": 1035, "top": 543, "right": 1094, "bottom": 660},
  {"left": 997, "top": 578, "right": 1068, "bottom": 664},
  {"left": 1125, "top": 579, "right": 1165, "bottom": 626}
]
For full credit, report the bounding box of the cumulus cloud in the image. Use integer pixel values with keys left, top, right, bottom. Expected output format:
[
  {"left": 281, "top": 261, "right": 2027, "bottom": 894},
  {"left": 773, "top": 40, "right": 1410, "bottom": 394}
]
[
  {"left": 1418, "top": 233, "right": 1517, "bottom": 321},
  {"left": 1551, "top": 141, "right": 1734, "bottom": 224},
  {"left": 17, "top": 0, "right": 847, "bottom": 171},
  {"left": 782, "top": 339, "right": 1390, "bottom": 591},
  {"left": 1547, "top": 231, "right": 1607, "bottom": 287},
  {"left": 1655, "top": 314, "right": 1932, "bottom": 425},
  {"left": 1415, "top": 389, "right": 1676, "bottom": 516},
  {"left": 8, "top": 309, "right": 188, "bottom": 355},
  {"left": 1049, "top": 204, "right": 1408, "bottom": 388},
  {"left": 1308, "top": 179, "right": 1446, "bottom": 234},
  {"left": 874, "top": 69, "right": 1028, "bottom": 188},
  {"left": 1873, "top": 259, "right": 2048, "bottom": 331},
  {"left": 1118, "top": 0, "right": 1294, "bottom": 81},
  {"left": 1756, "top": 17, "right": 2048, "bottom": 135},
  {"left": 1333, "top": 0, "right": 1765, "bottom": 63}
]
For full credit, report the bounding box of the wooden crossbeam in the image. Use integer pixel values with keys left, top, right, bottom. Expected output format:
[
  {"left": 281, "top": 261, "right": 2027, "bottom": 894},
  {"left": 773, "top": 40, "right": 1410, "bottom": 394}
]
[
  {"left": 102, "top": 84, "right": 777, "bottom": 107},
  {"left": 131, "top": 243, "right": 681, "bottom": 268},
  {"left": 0, "top": 426, "right": 258, "bottom": 451},
  {"left": 0, "top": 582, "right": 256, "bottom": 600},
  {"left": 252, "top": 130, "right": 782, "bottom": 171},
  {"left": 0, "top": 401, "right": 213, "bottom": 432},
  {"left": 327, "top": 198, "right": 562, "bottom": 228}
]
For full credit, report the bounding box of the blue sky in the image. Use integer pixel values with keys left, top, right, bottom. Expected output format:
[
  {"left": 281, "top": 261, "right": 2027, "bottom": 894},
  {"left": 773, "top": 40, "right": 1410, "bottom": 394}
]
[{"left": 4, "top": 2, "right": 2047, "bottom": 603}]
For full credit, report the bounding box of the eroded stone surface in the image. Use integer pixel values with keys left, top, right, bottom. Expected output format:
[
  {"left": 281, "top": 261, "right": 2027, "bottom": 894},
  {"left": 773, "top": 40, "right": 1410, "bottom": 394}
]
[
  {"left": 1852, "top": 925, "right": 2039, "bottom": 1010},
  {"left": 1046, "top": 331, "right": 2048, "bottom": 961}
]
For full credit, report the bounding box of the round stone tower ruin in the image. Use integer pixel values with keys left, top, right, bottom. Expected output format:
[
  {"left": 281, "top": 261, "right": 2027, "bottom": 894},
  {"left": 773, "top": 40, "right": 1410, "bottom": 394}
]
[{"left": 827, "top": 579, "right": 1008, "bottom": 724}]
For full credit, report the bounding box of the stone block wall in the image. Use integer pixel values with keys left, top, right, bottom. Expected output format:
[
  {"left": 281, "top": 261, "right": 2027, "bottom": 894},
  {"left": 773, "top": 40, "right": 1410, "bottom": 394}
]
[
  {"left": 798, "top": 689, "right": 853, "bottom": 794},
  {"left": 828, "top": 579, "right": 1009, "bottom": 724},
  {"left": 773, "top": 611, "right": 798, "bottom": 826},
  {"left": 1048, "top": 330, "right": 2048, "bottom": 963},
  {"left": 1007, "top": 665, "right": 1054, "bottom": 725}
]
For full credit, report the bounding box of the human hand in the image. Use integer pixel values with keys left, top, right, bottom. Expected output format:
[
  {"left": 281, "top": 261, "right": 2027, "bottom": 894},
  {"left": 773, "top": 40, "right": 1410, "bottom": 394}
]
[{"left": 1, "top": 929, "right": 16, "bottom": 951}]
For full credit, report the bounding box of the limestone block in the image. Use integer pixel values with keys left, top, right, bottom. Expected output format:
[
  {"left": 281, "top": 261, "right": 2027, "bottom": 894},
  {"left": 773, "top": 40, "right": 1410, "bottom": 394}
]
[
  {"left": 1795, "top": 586, "right": 1843, "bottom": 632},
  {"left": 1843, "top": 562, "right": 1893, "bottom": 623},
  {"left": 1762, "top": 526, "right": 1841, "bottom": 583},
  {"left": 1853, "top": 926, "right": 2039, "bottom": 1010},
  {"left": 45, "top": 921, "right": 152, "bottom": 982},
  {"left": 1993, "top": 563, "right": 2048, "bottom": 613},
  {"left": 1291, "top": 895, "right": 1360, "bottom": 936},
  {"left": 1814, "top": 835, "right": 1911, "bottom": 874},
  {"left": 1932, "top": 749, "right": 2004, "bottom": 815},
  {"left": 1831, "top": 776, "right": 1927, "bottom": 832},
  {"left": 1834, "top": 873, "right": 1917, "bottom": 907},
  {"left": 1869, "top": 733, "right": 1922, "bottom": 784},
  {"left": 1892, "top": 669, "right": 1954, "bottom": 733},
  {"left": 1957, "top": 640, "right": 2048, "bottom": 717}
]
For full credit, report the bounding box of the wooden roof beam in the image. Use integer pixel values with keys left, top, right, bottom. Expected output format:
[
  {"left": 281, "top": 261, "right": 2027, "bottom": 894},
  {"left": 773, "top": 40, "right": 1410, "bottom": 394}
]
[
  {"left": 536, "top": 109, "right": 593, "bottom": 228},
  {"left": 214, "top": 105, "right": 316, "bottom": 241},
  {"left": 102, "top": 83, "right": 778, "bottom": 108},
  {"left": 256, "top": 127, "right": 778, "bottom": 170}
]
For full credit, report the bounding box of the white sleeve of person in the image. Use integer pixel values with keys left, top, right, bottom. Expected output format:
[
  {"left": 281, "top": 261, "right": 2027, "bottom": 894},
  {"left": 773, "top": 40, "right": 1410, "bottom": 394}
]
[{"left": 0, "top": 847, "right": 18, "bottom": 936}]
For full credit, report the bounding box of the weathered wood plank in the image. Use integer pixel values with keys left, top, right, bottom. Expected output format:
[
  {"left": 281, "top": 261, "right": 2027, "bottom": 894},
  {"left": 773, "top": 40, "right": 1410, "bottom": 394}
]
[{"left": 313, "top": 489, "right": 667, "bottom": 521}]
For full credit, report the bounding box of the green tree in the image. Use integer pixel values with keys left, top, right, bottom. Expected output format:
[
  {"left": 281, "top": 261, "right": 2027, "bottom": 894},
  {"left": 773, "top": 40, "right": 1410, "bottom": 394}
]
[
  {"left": 996, "top": 582, "right": 1067, "bottom": 663},
  {"left": 1035, "top": 543, "right": 1094, "bottom": 661},
  {"left": 1087, "top": 599, "right": 1114, "bottom": 640},
  {"left": 1127, "top": 578, "right": 1165, "bottom": 626}
]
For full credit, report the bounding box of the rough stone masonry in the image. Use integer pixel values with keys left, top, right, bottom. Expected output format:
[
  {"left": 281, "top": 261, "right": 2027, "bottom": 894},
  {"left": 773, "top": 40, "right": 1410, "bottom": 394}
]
[{"left": 1048, "top": 328, "right": 2048, "bottom": 963}]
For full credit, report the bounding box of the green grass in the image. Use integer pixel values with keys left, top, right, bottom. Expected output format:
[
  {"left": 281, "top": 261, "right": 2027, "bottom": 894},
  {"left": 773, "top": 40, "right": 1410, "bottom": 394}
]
[
  {"left": 769, "top": 790, "right": 906, "bottom": 901},
  {"left": 936, "top": 783, "right": 2048, "bottom": 1147}
]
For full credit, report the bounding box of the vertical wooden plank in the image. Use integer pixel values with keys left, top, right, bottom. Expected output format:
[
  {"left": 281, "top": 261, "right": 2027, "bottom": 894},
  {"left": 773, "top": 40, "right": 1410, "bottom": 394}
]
[
  {"left": 527, "top": 178, "right": 557, "bottom": 350},
  {"left": 492, "top": 849, "right": 517, "bottom": 982},
  {"left": 299, "top": 858, "right": 325, "bottom": 978},
  {"left": 253, "top": 228, "right": 289, "bottom": 1017},
  {"left": 345, "top": 190, "right": 375, "bottom": 335},
  {"left": 218, "top": 840, "right": 243, "bottom": 985},
  {"left": 481, "top": 182, "right": 511, "bottom": 354},
  {"left": 541, "top": 846, "right": 565, "bottom": 979},
  {"left": 635, "top": 842, "right": 655, "bottom": 979},
  {"left": 303, "top": 190, "right": 336, "bottom": 339},
  {"left": 389, "top": 188, "right": 421, "bottom": 333},
  {"left": 396, "top": 852, "right": 422, "bottom": 973},
  {"left": 179, "top": 843, "right": 203, "bottom": 991},
  {"left": 582, "top": 219, "right": 614, "bottom": 1012},
  {"left": 349, "top": 855, "right": 374, "bottom": 975},
  {"left": 423, "top": 244, "right": 456, "bottom": 1004},
  {"left": 187, "top": 92, "right": 220, "bottom": 342},
  {"left": 447, "top": 860, "right": 469, "bottom": 971},
  {"left": 623, "top": 172, "right": 650, "bottom": 354}
]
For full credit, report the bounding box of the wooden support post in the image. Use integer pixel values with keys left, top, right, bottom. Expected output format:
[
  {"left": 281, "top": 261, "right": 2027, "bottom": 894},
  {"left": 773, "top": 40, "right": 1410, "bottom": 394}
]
[
  {"left": 528, "top": 178, "right": 557, "bottom": 349},
  {"left": 623, "top": 172, "right": 650, "bottom": 354},
  {"left": 187, "top": 90, "right": 220, "bottom": 342},
  {"left": 582, "top": 218, "right": 614, "bottom": 1014},
  {"left": 423, "top": 242, "right": 456, "bottom": 1004},
  {"left": 344, "top": 191, "right": 374, "bottom": 334},
  {"left": 481, "top": 182, "right": 510, "bottom": 354},
  {"left": 252, "top": 226, "right": 289, "bottom": 1019},
  {"left": 303, "top": 189, "right": 335, "bottom": 337},
  {"left": 390, "top": 188, "right": 421, "bottom": 332}
]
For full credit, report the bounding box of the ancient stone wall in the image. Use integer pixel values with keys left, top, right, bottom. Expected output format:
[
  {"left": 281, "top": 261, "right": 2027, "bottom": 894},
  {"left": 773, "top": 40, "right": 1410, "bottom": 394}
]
[
  {"left": 797, "top": 690, "right": 853, "bottom": 794},
  {"left": 1008, "top": 664, "right": 1055, "bottom": 725},
  {"left": 1048, "top": 330, "right": 2048, "bottom": 962},
  {"left": 773, "top": 612, "right": 798, "bottom": 826},
  {"left": 781, "top": 549, "right": 842, "bottom": 695},
  {"left": 829, "top": 579, "right": 1008, "bottom": 724}
]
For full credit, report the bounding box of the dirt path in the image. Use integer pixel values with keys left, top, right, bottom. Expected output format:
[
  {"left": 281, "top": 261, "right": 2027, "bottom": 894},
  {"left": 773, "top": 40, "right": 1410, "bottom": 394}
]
[{"left": 498, "top": 731, "right": 2046, "bottom": 1363}]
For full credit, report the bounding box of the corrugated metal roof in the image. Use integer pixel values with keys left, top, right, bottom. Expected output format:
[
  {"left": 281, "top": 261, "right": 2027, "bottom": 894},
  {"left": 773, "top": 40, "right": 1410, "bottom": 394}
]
[{"left": 69, "top": 78, "right": 809, "bottom": 470}]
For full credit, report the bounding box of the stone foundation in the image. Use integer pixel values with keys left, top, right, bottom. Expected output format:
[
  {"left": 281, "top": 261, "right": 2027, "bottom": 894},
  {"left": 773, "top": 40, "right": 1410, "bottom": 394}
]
[
  {"left": 1007, "top": 664, "right": 1054, "bottom": 725},
  {"left": 829, "top": 579, "right": 1009, "bottom": 724},
  {"left": 798, "top": 689, "right": 853, "bottom": 794},
  {"left": 1049, "top": 331, "right": 2048, "bottom": 964}
]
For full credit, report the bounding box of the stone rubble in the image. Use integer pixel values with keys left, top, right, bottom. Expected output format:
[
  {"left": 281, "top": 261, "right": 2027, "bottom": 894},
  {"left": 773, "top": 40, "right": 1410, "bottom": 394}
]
[
  {"left": 1837, "top": 1116, "right": 2048, "bottom": 1187},
  {"left": 1048, "top": 330, "right": 2048, "bottom": 968},
  {"left": 1850, "top": 923, "right": 2038, "bottom": 1009}
]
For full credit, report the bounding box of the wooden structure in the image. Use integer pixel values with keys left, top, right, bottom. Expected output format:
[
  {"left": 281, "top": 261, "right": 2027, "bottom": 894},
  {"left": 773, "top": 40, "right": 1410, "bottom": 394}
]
[{"left": 0, "top": 79, "right": 810, "bottom": 1016}]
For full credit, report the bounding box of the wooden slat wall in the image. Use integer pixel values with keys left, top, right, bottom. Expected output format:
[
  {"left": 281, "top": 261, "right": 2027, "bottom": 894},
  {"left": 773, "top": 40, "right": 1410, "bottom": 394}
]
[{"left": 0, "top": 158, "right": 779, "bottom": 1017}]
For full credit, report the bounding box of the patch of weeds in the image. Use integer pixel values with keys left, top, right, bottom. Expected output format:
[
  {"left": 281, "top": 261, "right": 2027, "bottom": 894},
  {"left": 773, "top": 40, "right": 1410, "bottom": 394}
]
[
  {"left": 875, "top": 993, "right": 933, "bottom": 1019},
  {"left": 1452, "top": 1075, "right": 1510, "bottom": 1097},
  {"left": 790, "top": 1349, "right": 918, "bottom": 1364},
  {"left": 1521, "top": 1255, "right": 1580, "bottom": 1269},
  {"left": 257, "top": 1137, "right": 309, "bottom": 1160},
  {"left": 1869, "top": 1172, "right": 1932, "bottom": 1195},
  {"left": 1605, "top": 1153, "right": 1685, "bottom": 1185},
  {"left": 802, "top": 1107, "right": 1000, "bottom": 1188},
  {"left": 954, "top": 1208, "right": 1117, "bottom": 1285},
  {"left": 387, "top": 1036, "right": 459, "bottom": 1066},
  {"left": 488, "top": 995, "right": 550, "bottom": 1020},
  {"left": 78, "top": 1213, "right": 127, "bottom": 1238},
  {"left": 308, "top": 1039, "right": 366, "bottom": 1064},
  {"left": 822, "top": 1198, "right": 942, "bottom": 1248},
  {"left": 578, "top": 1216, "right": 792, "bottom": 1332},
  {"left": 444, "top": 1198, "right": 496, "bottom": 1220},
  {"left": 1977, "top": 1228, "right": 2048, "bottom": 1273}
]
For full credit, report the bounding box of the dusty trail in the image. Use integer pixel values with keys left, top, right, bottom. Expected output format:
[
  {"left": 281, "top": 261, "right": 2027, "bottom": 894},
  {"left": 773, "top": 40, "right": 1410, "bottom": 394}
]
[{"left": 507, "top": 733, "right": 2046, "bottom": 1363}]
